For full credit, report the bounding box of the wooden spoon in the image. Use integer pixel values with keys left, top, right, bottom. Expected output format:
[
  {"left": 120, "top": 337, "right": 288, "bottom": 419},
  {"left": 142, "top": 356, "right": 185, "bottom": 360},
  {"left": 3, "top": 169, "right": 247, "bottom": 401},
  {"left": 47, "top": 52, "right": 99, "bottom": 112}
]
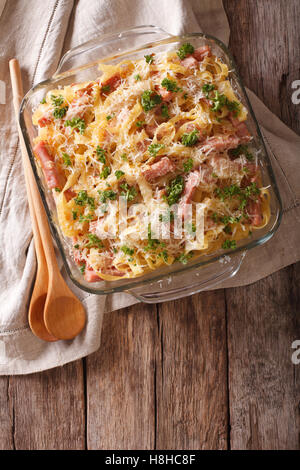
[{"left": 9, "top": 59, "right": 86, "bottom": 341}]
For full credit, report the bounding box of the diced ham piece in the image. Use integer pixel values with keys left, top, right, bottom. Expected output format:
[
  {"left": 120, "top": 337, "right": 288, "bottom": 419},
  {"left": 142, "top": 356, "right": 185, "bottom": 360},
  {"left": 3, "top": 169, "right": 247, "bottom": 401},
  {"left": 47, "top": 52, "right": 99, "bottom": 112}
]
[
  {"left": 65, "top": 93, "right": 91, "bottom": 121},
  {"left": 64, "top": 188, "right": 76, "bottom": 202},
  {"left": 142, "top": 157, "right": 175, "bottom": 182},
  {"left": 100, "top": 73, "right": 121, "bottom": 93},
  {"left": 145, "top": 123, "right": 158, "bottom": 138},
  {"left": 84, "top": 266, "right": 101, "bottom": 283},
  {"left": 228, "top": 114, "right": 251, "bottom": 144},
  {"left": 34, "top": 141, "right": 65, "bottom": 190},
  {"left": 201, "top": 135, "right": 240, "bottom": 153},
  {"left": 193, "top": 45, "right": 212, "bottom": 61},
  {"left": 247, "top": 198, "right": 263, "bottom": 226},
  {"left": 180, "top": 56, "right": 198, "bottom": 69},
  {"left": 38, "top": 109, "right": 53, "bottom": 128},
  {"left": 155, "top": 85, "right": 174, "bottom": 102},
  {"left": 178, "top": 171, "right": 200, "bottom": 217}
]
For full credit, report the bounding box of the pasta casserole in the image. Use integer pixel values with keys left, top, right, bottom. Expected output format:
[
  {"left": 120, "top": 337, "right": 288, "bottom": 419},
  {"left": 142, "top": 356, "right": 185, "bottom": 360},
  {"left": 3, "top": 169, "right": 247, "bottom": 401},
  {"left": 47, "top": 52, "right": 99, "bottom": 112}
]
[{"left": 32, "top": 42, "right": 270, "bottom": 282}]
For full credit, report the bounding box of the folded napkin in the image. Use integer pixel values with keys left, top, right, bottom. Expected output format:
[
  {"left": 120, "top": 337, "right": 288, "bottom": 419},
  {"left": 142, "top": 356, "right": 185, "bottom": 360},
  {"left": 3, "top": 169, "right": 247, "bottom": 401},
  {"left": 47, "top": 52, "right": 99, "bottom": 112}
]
[{"left": 0, "top": 0, "right": 299, "bottom": 375}]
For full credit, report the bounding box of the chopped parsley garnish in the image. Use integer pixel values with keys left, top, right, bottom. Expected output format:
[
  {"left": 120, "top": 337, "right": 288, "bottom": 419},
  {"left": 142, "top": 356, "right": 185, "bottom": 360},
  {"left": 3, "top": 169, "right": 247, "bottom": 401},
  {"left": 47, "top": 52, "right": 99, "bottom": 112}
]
[
  {"left": 87, "top": 233, "right": 104, "bottom": 248},
  {"left": 101, "top": 84, "right": 110, "bottom": 93},
  {"left": 79, "top": 263, "right": 86, "bottom": 274},
  {"left": 100, "top": 166, "right": 111, "bottom": 179},
  {"left": 98, "top": 189, "right": 117, "bottom": 203},
  {"left": 64, "top": 117, "right": 86, "bottom": 134},
  {"left": 202, "top": 83, "right": 216, "bottom": 97},
  {"left": 53, "top": 106, "right": 68, "bottom": 119},
  {"left": 183, "top": 93, "right": 188, "bottom": 100},
  {"left": 212, "top": 172, "right": 218, "bottom": 178},
  {"left": 176, "top": 252, "right": 194, "bottom": 264},
  {"left": 51, "top": 94, "right": 64, "bottom": 107},
  {"left": 72, "top": 210, "right": 78, "bottom": 220},
  {"left": 222, "top": 240, "right": 237, "bottom": 249},
  {"left": 229, "top": 144, "right": 254, "bottom": 161},
  {"left": 181, "top": 129, "right": 199, "bottom": 147},
  {"left": 62, "top": 153, "right": 71, "bottom": 166},
  {"left": 141, "top": 90, "right": 162, "bottom": 112},
  {"left": 166, "top": 175, "right": 184, "bottom": 206},
  {"left": 121, "top": 245, "right": 134, "bottom": 256},
  {"left": 177, "top": 43, "right": 195, "bottom": 60},
  {"left": 148, "top": 143, "right": 165, "bottom": 157},
  {"left": 158, "top": 250, "right": 169, "bottom": 263},
  {"left": 186, "top": 222, "right": 196, "bottom": 236},
  {"left": 161, "top": 103, "right": 169, "bottom": 119},
  {"left": 54, "top": 187, "right": 61, "bottom": 192},
  {"left": 145, "top": 223, "right": 160, "bottom": 251},
  {"left": 134, "top": 74, "right": 141, "bottom": 81},
  {"left": 120, "top": 182, "right": 137, "bottom": 202},
  {"left": 121, "top": 153, "right": 128, "bottom": 161},
  {"left": 79, "top": 213, "right": 93, "bottom": 223},
  {"left": 226, "top": 99, "right": 240, "bottom": 116},
  {"left": 106, "top": 114, "right": 115, "bottom": 121},
  {"left": 40, "top": 98, "right": 46, "bottom": 104},
  {"left": 96, "top": 146, "right": 106, "bottom": 163},
  {"left": 159, "top": 209, "right": 175, "bottom": 223},
  {"left": 183, "top": 158, "right": 193, "bottom": 172},
  {"left": 161, "top": 78, "right": 181, "bottom": 92},
  {"left": 74, "top": 244, "right": 79, "bottom": 249},
  {"left": 211, "top": 91, "right": 227, "bottom": 112},
  {"left": 115, "top": 170, "right": 125, "bottom": 180},
  {"left": 144, "top": 54, "right": 154, "bottom": 64},
  {"left": 215, "top": 182, "right": 260, "bottom": 210},
  {"left": 136, "top": 120, "right": 145, "bottom": 127},
  {"left": 74, "top": 190, "right": 95, "bottom": 208}
]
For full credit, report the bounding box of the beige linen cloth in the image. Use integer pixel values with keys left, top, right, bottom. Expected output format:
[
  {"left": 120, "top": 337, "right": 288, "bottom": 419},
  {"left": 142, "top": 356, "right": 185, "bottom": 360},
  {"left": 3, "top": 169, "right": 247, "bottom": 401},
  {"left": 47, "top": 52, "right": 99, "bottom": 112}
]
[{"left": 0, "top": 0, "right": 299, "bottom": 375}]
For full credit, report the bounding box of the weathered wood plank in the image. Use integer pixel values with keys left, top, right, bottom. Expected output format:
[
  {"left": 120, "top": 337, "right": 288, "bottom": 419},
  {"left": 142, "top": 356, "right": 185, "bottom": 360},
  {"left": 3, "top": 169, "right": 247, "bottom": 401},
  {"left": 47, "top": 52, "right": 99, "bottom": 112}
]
[
  {"left": 223, "top": 0, "right": 300, "bottom": 450},
  {"left": 156, "top": 291, "right": 228, "bottom": 449},
  {"left": 86, "top": 303, "right": 157, "bottom": 450},
  {"left": 226, "top": 266, "right": 300, "bottom": 449},
  {"left": 8, "top": 360, "right": 85, "bottom": 450},
  {"left": 0, "top": 377, "right": 13, "bottom": 450}
]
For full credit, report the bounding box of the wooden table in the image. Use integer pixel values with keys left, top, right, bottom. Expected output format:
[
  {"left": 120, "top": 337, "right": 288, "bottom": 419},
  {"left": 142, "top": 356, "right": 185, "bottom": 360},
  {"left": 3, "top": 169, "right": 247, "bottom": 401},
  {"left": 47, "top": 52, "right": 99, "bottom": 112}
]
[{"left": 0, "top": 0, "right": 299, "bottom": 450}]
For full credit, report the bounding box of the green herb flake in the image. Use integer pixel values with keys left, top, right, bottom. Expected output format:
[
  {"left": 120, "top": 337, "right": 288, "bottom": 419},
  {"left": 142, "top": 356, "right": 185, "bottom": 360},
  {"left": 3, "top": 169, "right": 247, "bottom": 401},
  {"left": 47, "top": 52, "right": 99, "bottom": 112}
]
[
  {"left": 100, "top": 166, "right": 111, "bottom": 179},
  {"left": 222, "top": 239, "right": 237, "bottom": 250},
  {"left": 161, "top": 78, "right": 181, "bottom": 93},
  {"left": 161, "top": 103, "right": 169, "bottom": 119},
  {"left": 141, "top": 90, "right": 162, "bottom": 112},
  {"left": 134, "top": 74, "right": 141, "bottom": 81},
  {"left": 148, "top": 143, "right": 165, "bottom": 157},
  {"left": 177, "top": 43, "right": 195, "bottom": 60},
  {"left": 136, "top": 120, "right": 145, "bottom": 127},
  {"left": 115, "top": 170, "right": 125, "bottom": 180},
  {"left": 121, "top": 245, "right": 134, "bottom": 256},
  {"left": 96, "top": 146, "right": 106, "bottom": 163},
  {"left": 53, "top": 106, "right": 68, "bottom": 119},
  {"left": 50, "top": 94, "right": 64, "bottom": 107},
  {"left": 54, "top": 187, "right": 61, "bottom": 192},
  {"left": 181, "top": 129, "right": 199, "bottom": 147},
  {"left": 176, "top": 251, "right": 194, "bottom": 264},
  {"left": 64, "top": 117, "right": 86, "bottom": 134},
  {"left": 79, "top": 263, "right": 86, "bottom": 275},
  {"left": 62, "top": 152, "right": 72, "bottom": 166},
  {"left": 166, "top": 175, "right": 184, "bottom": 206},
  {"left": 87, "top": 233, "right": 104, "bottom": 248},
  {"left": 120, "top": 182, "right": 137, "bottom": 202},
  {"left": 40, "top": 98, "right": 46, "bottom": 104},
  {"left": 202, "top": 83, "right": 216, "bottom": 98},
  {"left": 99, "top": 189, "right": 117, "bottom": 203},
  {"left": 72, "top": 210, "right": 78, "bottom": 221},
  {"left": 101, "top": 84, "right": 110, "bottom": 93},
  {"left": 183, "top": 158, "right": 193, "bottom": 173},
  {"left": 144, "top": 54, "right": 154, "bottom": 64}
]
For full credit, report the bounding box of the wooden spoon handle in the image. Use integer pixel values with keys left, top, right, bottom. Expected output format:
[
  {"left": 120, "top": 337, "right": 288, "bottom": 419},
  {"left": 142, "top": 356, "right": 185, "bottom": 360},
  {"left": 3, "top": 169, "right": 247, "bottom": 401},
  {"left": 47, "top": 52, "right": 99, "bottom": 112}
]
[
  {"left": 9, "top": 59, "right": 48, "bottom": 269},
  {"left": 9, "top": 59, "right": 59, "bottom": 277}
]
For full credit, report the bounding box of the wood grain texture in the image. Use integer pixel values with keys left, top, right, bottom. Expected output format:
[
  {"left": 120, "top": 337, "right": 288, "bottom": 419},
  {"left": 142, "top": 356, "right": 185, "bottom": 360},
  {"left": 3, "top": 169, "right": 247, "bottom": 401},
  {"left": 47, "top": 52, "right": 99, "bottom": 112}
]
[
  {"left": 155, "top": 291, "right": 228, "bottom": 450},
  {"left": 223, "top": 0, "right": 300, "bottom": 450},
  {"left": 7, "top": 361, "right": 85, "bottom": 450},
  {"left": 86, "top": 304, "right": 157, "bottom": 450},
  {"left": 0, "top": 377, "right": 13, "bottom": 450}
]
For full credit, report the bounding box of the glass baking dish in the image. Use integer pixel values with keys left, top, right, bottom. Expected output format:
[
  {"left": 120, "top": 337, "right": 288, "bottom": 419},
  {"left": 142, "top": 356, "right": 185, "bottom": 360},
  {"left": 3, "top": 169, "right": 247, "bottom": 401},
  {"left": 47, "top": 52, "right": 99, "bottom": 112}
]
[{"left": 19, "top": 25, "right": 282, "bottom": 303}]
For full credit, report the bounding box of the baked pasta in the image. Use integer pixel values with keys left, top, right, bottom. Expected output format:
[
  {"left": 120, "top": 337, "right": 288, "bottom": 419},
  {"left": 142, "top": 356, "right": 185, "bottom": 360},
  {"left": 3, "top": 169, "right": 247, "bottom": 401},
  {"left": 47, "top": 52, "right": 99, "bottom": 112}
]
[{"left": 32, "top": 42, "right": 270, "bottom": 282}]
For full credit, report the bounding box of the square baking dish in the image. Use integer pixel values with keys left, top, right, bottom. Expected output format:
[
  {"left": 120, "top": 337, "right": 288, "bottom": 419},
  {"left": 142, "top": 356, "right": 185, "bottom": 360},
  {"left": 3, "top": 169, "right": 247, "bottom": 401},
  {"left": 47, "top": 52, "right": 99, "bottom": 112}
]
[{"left": 19, "top": 25, "right": 282, "bottom": 303}]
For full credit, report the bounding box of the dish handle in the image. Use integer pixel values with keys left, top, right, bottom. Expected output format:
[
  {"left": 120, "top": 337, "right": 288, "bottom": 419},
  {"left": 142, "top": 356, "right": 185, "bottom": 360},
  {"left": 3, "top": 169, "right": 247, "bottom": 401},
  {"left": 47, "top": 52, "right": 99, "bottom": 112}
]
[
  {"left": 127, "top": 251, "right": 246, "bottom": 303},
  {"left": 54, "top": 25, "right": 173, "bottom": 76}
]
